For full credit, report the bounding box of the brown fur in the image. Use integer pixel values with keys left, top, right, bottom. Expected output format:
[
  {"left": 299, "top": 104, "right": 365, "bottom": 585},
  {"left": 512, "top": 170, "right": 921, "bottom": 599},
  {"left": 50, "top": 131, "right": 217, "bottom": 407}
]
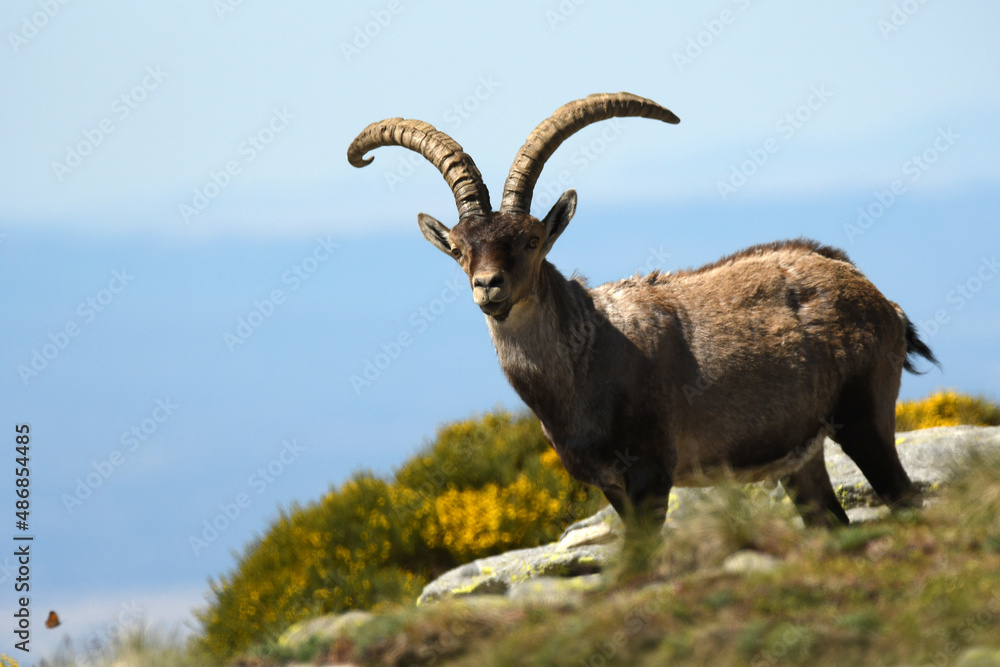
[
  {"left": 352, "top": 102, "right": 935, "bottom": 534},
  {"left": 461, "top": 211, "right": 928, "bottom": 532}
]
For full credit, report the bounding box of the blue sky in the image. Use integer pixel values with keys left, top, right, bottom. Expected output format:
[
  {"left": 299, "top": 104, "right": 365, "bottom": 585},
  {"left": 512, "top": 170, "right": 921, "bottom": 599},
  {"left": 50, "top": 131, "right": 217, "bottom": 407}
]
[{"left": 1, "top": 0, "right": 998, "bottom": 660}]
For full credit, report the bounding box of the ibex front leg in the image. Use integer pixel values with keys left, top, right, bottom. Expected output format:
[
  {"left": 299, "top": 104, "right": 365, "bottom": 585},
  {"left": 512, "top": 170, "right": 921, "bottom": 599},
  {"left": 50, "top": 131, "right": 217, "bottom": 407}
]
[
  {"left": 622, "top": 464, "right": 673, "bottom": 538},
  {"left": 597, "top": 443, "right": 674, "bottom": 540}
]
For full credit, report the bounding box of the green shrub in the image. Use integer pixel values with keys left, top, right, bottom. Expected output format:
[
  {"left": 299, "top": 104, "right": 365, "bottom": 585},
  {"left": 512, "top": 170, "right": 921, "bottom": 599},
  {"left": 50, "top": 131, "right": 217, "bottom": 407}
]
[{"left": 196, "top": 410, "right": 604, "bottom": 661}]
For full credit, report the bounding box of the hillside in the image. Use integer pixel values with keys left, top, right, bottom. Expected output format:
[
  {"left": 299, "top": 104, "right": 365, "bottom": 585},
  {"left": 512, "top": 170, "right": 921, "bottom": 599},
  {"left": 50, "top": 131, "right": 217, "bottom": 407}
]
[
  {"left": 261, "top": 424, "right": 1000, "bottom": 666},
  {"left": 46, "top": 392, "right": 1000, "bottom": 666}
]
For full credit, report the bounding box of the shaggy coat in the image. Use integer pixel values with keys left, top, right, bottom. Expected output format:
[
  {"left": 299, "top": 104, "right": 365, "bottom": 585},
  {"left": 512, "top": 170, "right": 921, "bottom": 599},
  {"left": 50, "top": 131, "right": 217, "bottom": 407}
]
[
  {"left": 348, "top": 93, "right": 936, "bottom": 531},
  {"left": 484, "top": 234, "right": 927, "bottom": 527}
]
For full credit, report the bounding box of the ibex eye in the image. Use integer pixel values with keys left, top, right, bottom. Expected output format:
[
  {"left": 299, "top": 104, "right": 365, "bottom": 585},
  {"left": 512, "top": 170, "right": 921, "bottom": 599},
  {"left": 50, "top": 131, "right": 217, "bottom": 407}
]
[
  {"left": 527, "top": 237, "right": 540, "bottom": 250},
  {"left": 450, "top": 247, "right": 462, "bottom": 259}
]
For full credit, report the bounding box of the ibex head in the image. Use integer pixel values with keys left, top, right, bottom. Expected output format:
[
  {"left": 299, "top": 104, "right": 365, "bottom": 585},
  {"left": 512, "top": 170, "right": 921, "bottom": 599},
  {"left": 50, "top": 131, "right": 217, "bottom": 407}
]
[{"left": 348, "top": 93, "right": 679, "bottom": 320}]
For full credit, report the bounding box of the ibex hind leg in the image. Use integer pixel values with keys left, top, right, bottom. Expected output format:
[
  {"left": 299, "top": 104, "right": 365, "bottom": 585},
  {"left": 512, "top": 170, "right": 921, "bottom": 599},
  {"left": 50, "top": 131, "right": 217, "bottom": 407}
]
[
  {"left": 781, "top": 446, "right": 849, "bottom": 527},
  {"left": 830, "top": 377, "right": 919, "bottom": 511}
]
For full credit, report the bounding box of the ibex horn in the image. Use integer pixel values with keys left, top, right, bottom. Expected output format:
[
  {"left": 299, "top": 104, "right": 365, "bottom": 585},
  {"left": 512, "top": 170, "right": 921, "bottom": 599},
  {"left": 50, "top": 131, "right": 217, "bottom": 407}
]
[
  {"left": 348, "top": 118, "right": 492, "bottom": 220},
  {"left": 500, "top": 93, "right": 680, "bottom": 215}
]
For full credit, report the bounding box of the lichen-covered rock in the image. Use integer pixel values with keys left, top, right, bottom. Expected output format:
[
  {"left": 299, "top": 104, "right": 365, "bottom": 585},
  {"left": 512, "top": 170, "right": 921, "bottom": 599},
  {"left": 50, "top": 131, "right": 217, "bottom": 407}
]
[
  {"left": 506, "top": 574, "right": 604, "bottom": 607},
  {"left": 417, "top": 542, "right": 616, "bottom": 605},
  {"left": 556, "top": 519, "right": 621, "bottom": 550},
  {"left": 827, "top": 425, "right": 1000, "bottom": 505},
  {"left": 417, "top": 426, "right": 1000, "bottom": 605},
  {"left": 721, "top": 550, "right": 782, "bottom": 575}
]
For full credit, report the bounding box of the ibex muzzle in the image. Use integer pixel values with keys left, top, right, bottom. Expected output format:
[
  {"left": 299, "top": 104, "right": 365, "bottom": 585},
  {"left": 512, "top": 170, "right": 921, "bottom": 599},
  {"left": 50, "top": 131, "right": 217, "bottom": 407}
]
[{"left": 349, "top": 92, "right": 938, "bottom": 538}]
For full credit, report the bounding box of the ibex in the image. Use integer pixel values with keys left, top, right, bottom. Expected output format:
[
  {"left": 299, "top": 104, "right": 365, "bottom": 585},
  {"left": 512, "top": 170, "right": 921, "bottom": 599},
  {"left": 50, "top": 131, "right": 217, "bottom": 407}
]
[{"left": 348, "top": 92, "right": 937, "bottom": 533}]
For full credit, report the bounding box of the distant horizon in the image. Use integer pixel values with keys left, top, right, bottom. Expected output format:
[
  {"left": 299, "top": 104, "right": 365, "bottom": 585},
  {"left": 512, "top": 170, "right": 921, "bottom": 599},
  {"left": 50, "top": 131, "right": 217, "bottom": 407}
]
[
  {"left": 3, "top": 1, "right": 997, "bottom": 659},
  {"left": 4, "top": 185, "right": 997, "bottom": 659}
]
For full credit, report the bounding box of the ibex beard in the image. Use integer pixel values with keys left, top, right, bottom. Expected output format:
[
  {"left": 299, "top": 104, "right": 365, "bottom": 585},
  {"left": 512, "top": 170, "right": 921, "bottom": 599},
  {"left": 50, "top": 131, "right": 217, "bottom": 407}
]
[{"left": 349, "top": 92, "right": 938, "bottom": 539}]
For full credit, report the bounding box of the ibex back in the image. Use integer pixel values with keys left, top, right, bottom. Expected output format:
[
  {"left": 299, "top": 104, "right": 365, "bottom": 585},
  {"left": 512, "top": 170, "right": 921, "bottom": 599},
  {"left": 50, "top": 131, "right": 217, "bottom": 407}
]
[{"left": 349, "top": 92, "right": 937, "bottom": 534}]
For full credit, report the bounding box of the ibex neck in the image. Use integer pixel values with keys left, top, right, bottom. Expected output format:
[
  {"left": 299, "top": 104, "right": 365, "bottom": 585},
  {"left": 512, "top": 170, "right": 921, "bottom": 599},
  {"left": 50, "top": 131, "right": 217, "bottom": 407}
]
[{"left": 486, "top": 261, "right": 598, "bottom": 431}]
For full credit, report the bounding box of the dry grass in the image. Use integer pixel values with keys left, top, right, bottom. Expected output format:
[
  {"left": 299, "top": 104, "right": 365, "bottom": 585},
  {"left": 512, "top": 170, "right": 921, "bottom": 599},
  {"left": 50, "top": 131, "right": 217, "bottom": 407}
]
[{"left": 248, "top": 445, "right": 1000, "bottom": 667}]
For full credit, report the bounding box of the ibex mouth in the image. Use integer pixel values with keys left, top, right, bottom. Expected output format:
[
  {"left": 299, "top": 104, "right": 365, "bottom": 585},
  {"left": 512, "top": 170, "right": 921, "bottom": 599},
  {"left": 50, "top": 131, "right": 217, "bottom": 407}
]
[{"left": 479, "top": 299, "right": 513, "bottom": 320}]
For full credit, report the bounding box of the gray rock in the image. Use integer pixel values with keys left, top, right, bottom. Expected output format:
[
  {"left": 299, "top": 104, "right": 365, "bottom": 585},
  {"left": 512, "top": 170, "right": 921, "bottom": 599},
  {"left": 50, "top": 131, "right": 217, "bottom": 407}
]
[
  {"left": 558, "top": 505, "right": 622, "bottom": 541},
  {"left": 721, "top": 550, "right": 782, "bottom": 574},
  {"left": 826, "top": 425, "right": 1000, "bottom": 504},
  {"left": 417, "top": 541, "right": 617, "bottom": 605},
  {"left": 845, "top": 506, "right": 890, "bottom": 523},
  {"left": 956, "top": 647, "right": 1000, "bottom": 667},
  {"left": 506, "top": 574, "right": 604, "bottom": 607},
  {"left": 557, "top": 521, "right": 619, "bottom": 550},
  {"left": 417, "top": 426, "right": 1000, "bottom": 604}
]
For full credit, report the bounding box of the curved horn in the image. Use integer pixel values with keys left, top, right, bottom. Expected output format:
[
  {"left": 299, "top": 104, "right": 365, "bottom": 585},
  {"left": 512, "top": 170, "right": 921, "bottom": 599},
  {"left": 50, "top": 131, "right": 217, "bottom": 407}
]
[
  {"left": 501, "top": 93, "right": 680, "bottom": 215},
  {"left": 348, "top": 118, "right": 491, "bottom": 220}
]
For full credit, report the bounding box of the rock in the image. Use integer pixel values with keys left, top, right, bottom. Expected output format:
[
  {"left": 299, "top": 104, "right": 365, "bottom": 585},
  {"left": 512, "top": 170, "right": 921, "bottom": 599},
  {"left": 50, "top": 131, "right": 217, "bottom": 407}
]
[
  {"left": 845, "top": 506, "right": 890, "bottom": 523},
  {"left": 721, "top": 550, "right": 782, "bottom": 574},
  {"left": 506, "top": 574, "right": 603, "bottom": 607},
  {"left": 558, "top": 505, "right": 622, "bottom": 541},
  {"left": 826, "top": 425, "right": 1000, "bottom": 505},
  {"left": 417, "top": 541, "right": 616, "bottom": 605},
  {"left": 956, "top": 647, "right": 1000, "bottom": 667},
  {"left": 278, "top": 609, "right": 374, "bottom": 652},
  {"left": 417, "top": 426, "right": 1000, "bottom": 605},
  {"left": 557, "top": 522, "right": 619, "bottom": 550}
]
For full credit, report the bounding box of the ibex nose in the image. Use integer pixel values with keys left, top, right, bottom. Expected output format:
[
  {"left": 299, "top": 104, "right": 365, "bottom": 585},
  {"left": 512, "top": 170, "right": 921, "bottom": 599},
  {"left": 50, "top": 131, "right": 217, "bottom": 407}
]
[
  {"left": 473, "top": 274, "right": 505, "bottom": 290},
  {"left": 472, "top": 272, "right": 508, "bottom": 306}
]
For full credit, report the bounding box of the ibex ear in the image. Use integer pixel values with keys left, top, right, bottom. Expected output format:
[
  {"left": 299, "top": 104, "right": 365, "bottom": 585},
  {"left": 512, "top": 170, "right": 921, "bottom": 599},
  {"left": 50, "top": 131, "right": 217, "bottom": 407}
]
[
  {"left": 541, "top": 190, "right": 577, "bottom": 254},
  {"left": 417, "top": 213, "right": 453, "bottom": 256}
]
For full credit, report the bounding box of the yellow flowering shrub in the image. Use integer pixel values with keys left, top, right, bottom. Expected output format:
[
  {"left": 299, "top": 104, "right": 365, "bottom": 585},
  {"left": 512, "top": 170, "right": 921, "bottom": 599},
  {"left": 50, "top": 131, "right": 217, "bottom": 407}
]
[
  {"left": 422, "top": 475, "right": 567, "bottom": 560},
  {"left": 896, "top": 390, "right": 1000, "bottom": 431},
  {"left": 198, "top": 410, "right": 604, "bottom": 662}
]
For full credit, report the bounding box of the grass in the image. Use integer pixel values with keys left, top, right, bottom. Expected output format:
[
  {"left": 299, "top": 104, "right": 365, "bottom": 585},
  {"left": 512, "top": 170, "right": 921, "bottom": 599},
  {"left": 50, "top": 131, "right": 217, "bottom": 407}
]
[
  {"left": 81, "top": 394, "right": 999, "bottom": 666},
  {"left": 235, "top": 443, "right": 1000, "bottom": 667},
  {"left": 39, "top": 626, "right": 215, "bottom": 667}
]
